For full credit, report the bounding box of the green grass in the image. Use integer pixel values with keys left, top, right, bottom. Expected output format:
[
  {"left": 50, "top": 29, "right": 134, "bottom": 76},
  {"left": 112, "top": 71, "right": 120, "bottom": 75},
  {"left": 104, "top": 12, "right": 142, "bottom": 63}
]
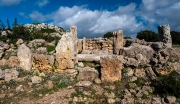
[{"left": 47, "top": 45, "right": 56, "bottom": 53}]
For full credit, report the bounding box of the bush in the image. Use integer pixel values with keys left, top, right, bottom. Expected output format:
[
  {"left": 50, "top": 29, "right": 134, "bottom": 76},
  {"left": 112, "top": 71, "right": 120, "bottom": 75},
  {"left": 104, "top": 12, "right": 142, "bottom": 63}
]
[
  {"left": 47, "top": 45, "right": 56, "bottom": 52},
  {"left": 137, "top": 30, "right": 159, "bottom": 42},
  {"left": 153, "top": 71, "right": 180, "bottom": 97},
  {"left": 104, "top": 32, "right": 113, "bottom": 39},
  {"left": 171, "top": 31, "right": 180, "bottom": 44}
]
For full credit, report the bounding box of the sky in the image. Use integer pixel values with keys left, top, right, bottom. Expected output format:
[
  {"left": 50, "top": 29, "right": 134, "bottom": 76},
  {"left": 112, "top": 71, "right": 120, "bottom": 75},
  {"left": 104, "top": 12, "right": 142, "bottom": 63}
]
[{"left": 0, "top": 0, "right": 180, "bottom": 39}]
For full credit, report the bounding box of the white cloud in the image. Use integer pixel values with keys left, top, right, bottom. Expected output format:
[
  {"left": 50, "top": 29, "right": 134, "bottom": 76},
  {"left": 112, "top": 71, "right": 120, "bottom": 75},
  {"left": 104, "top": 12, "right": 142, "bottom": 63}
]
[
  {"left": 49, "top": 4, "right": 143, "bottom": 38},
  {"left": 29, "top": 11, "right": 47, "bottom": 22},
  {"left": 139, "top": 0, "right": 180, "bottom": 32},
  {"left": 0, "top": 0, "right": 21, "bottom": 6},
  {"left": 27, "top": 0, "right": 180, "bottom": 38},
  {"left": 37, "top": 0, "right": 49, "bottom": 7}
]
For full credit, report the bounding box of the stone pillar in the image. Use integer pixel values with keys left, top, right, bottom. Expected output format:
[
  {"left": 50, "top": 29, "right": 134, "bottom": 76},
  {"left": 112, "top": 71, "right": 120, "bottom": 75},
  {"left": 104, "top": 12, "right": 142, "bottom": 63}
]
[
  {"left": 158, "top": 24, "right": 172, "bottom": 48},
  {"left": 113, "top": 30, "right": 124, "bottom": 55},
  {"left": 77, "top": 39, "right": 83, "bottom": 53},
  {"left": 83, "top": 37, "right": 86, "bottom": 51},
  {"left": 70, "top": 26, "right": 78, "bottom": 63}
]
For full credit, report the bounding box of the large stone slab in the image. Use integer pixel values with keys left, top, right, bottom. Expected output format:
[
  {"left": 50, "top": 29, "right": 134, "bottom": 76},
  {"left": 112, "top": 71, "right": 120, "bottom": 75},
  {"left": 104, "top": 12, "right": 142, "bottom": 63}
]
[
  {"left": 55, "top": 26, "right": 78, "bottom": 70},
  {"left": 100, "top": 55, "right": 123, "bottom": 82},
  {"left": 17, "top": 44, "right": 32, "bottom": 70}
]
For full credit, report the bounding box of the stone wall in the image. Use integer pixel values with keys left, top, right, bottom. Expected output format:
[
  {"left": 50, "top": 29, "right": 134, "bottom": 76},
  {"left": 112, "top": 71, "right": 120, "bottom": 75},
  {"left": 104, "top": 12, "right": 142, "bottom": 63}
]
[{"left": 78, "top": 38, "right": 113, "bottom": 54}]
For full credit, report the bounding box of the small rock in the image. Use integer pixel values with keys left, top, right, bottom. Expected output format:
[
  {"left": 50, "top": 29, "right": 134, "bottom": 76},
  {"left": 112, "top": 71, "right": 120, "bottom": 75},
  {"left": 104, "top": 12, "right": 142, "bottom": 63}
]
[
  {"left": 31, "top": 76, "right": 42, "bottom": 84},
  {"left": 44, "top": 80, "right": 54, "bottom": 89},
  {"left": 108, "top": 98, "right": 115, "bottom": 104},
  {"left": 104, "top": 92, "right": 115, "bottom": 98},
  {"left": 78, "top": 62, "right": 84, "bottom": 67},
  {"left": 16, "top": 85, "right": 24, "bottom": 93},
  {"left": 94, "top": 78, "right": 102, "bottom": 84}
]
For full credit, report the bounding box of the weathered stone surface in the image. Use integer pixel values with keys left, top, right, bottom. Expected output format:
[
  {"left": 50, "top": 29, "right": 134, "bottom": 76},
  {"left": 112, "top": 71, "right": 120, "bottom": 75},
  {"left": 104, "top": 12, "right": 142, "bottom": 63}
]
[
  {"left": 0, "top": 69, "right": 5, "bottom": 79},
  {"left": 27, "top": 39, "right": 46, "bottom": 48},
  {"left": 17, "top": 44, "right": 32, "bottom": 70},
  {"left": 120, "top": 44, "right": 154, "bottom": 65},
  {"left": 0, "top": 41, "right": 10, "bottom": 58},
  {"left": 55, "top": 26, "right": 77, "bottom": 70},
  {"left": 77, "top": 67, "right": 99, "bottom": 81},
  {"left": 5, "top": 68, "right": 19, "bottom": 81},
  {"left": 134, "top": 68, "right": 146, "bottom": 78},
  {"left": 32, "top": 54, "right": 53, "bottom": 72},
  {"left": 100, "top": 55, "right": 123, "bottom": 82},
  {"left": 16, "top": 39, "right": 24, "bottom": 46},
  {"left": 145, "top": 67, "right": 156, "bottom": 80},
  {"left": 6, "top": 56, "right": 20, "bottom": 67},
  {"left": 124, "top": 58, "right": 138, "bottom": 67},
  {"left": 158, "top": 24, "right": 172, "bottom": 48},
  {"left": 113, "top": 30, "right": 123, "bottom": 54}
]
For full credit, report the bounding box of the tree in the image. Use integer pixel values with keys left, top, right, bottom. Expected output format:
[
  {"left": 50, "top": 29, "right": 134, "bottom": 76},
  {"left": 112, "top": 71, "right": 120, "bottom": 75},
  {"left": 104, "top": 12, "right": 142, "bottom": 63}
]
[
  {"left": 7, "top": 19, "right": 11, "bottom": 30},
  {"left": 12, "top": 18, "right": 18, "bottom": 28},
  {"left": 136, "top": 30, "right": 159, "bottom": 42},
  {"left": 104, "top": 32, "right": 113, "bottom": 39},
  {"left": 124, "top": 36, "right": 132, "bottom": 39},
  {"left": 170, "top": 31, "right": 180, "bottom": 44},
  {"left": 0, "top": 20, "right": 6, "bottom": 31}
]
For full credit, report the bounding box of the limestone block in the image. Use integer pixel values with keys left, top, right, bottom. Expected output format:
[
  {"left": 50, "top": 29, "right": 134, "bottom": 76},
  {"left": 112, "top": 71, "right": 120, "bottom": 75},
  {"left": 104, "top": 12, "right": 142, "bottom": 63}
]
[
  {"left": 100, "top": 55, "right": 123, "bottom": 82},
  {"left": 17, "top": 44, "right": 32, "bottom": 70}
]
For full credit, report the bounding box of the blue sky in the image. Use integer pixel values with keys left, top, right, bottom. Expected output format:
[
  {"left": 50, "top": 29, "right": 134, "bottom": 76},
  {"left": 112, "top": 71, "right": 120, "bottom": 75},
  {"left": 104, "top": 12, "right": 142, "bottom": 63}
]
[{"left": 0, "top": 0, "right": 180, "bottom": 38}]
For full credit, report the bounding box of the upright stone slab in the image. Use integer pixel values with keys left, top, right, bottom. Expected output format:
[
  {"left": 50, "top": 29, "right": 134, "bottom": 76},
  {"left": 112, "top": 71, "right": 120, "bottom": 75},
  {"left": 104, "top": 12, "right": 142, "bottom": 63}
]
[
  {"left": 77, "top": 39, "right": 83, "bottom": 53},
  {"left": 55, "top": 26, "right": 78, "bottom": 70},
  {"left": 113, "top": 30, "right": 123, "bottom": 54},
  {"left": 100, "top": 55, "right": 123, "bottom": 82},
  {"left": 83, "top": 37, "right": 86, "bottom": 51},
  {"left": 17, "top": 44, "right": 32, "bottom": 70},
  {"left": 158, "top": 24, "right": 172, "bottom": 48},
  {"left": 70, "top": 26, "right": 78, "bottom": 63}
]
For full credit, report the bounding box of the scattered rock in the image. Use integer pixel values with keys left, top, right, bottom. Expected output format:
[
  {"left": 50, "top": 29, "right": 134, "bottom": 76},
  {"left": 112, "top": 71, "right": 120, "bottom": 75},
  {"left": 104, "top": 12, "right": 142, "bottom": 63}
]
[{"left": 16, "top": 85, "right": 24, "bottom": 93}]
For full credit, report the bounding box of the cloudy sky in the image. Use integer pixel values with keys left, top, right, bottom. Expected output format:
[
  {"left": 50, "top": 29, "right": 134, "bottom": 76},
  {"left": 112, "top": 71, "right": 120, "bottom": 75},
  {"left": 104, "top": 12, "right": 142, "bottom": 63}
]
[{"left": 0, "top": 0, "right": 180, "bottom": 38}]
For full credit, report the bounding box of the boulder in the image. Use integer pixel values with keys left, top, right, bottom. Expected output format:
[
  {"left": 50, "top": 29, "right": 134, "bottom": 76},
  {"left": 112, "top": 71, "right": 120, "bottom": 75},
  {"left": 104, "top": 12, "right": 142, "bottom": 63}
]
[
  {"left": 100, "top": 55, "right": 123, "bottom": 82},
  {"left": 113, "top": 30, "right": 123, "bottom": 54},
  {"left": 17, "top": 44, "right": 32, "bottom": 70},
  {"left": 120, "top": 44, "right": 154, "bottom": 65},
  {"left": 5, "top": 68, "right": 19, "bottom": 81}
]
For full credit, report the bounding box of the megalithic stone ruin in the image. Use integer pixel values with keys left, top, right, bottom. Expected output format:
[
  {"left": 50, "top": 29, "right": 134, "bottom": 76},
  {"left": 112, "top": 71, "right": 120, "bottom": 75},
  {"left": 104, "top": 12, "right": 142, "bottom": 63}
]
[
  {"left": 113, "top": 30, "right": 124, "bottom": 55},
  {"left": 158, "top": 24, "right": 172, "bottom": 48},
  {"left": 55, "top": 26, "right": 78, "bottom": 70}
]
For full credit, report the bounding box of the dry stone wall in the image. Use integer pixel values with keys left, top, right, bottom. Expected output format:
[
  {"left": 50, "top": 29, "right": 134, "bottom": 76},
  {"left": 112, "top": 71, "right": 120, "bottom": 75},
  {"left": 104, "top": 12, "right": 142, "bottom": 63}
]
[{"left": 78, "top": 38, "right": 113, "bottom": 54}]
